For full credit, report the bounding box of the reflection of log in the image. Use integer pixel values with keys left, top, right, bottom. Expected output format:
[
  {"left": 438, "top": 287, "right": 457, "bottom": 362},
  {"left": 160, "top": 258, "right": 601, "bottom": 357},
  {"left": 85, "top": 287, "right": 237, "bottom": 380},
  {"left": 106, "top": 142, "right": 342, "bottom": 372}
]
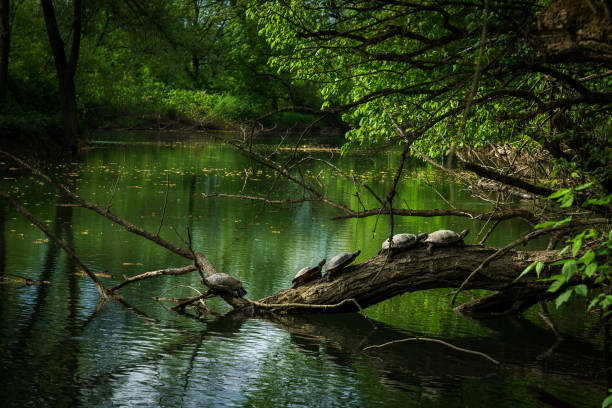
[
  {"left": 262, "top": 312, "right": 607, "bottom": 401},
  {"left": 251, "top": 246, "right": 563, "bottom": 315}
]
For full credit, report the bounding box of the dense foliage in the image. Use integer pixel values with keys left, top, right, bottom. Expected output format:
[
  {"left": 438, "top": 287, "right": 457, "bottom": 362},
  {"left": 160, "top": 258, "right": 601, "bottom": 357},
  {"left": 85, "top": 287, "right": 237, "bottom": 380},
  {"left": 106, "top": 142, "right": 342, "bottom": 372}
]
[
  {"left": 248, "top": 0, "right": 612, "bottom": 325},
  {"left": 0, "top": 0, "right": 321, "bottom": 141}
]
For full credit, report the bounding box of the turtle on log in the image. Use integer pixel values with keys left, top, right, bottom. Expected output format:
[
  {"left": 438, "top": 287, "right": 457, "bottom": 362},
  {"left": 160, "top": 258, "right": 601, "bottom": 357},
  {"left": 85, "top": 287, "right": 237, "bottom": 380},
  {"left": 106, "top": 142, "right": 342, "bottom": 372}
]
[
  {"left": 292, "top": 259, "right": 326, "bottom": 289},
  {"left": 379, "top": 232, "right": 428, "bottom": 261},
  {"left": 325, "top": 250, "right": 361, "bottom": 282},
  {"left": 205, "top": 273, "right": 247, "bottom": 297},
  {"left": 424, "top": 229, "right": 469, "bottom": 255}
]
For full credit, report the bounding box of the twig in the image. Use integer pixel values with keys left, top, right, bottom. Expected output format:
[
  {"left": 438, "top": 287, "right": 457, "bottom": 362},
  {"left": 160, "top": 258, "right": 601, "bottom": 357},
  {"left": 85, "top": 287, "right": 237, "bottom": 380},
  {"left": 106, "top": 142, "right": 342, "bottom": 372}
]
[
  {"left": 105, "top": 171, "right": 121, "bottom": 213},
  {"left": 422, "top": 177, "right": 457, "bottom": 210},
  {"left": 363, "top": 337, "right": 500, "bottom": 365},
  {"left": 187, "top": 228, "right": 206, "bottom": 281},
  {"left": 240, "top": 168, "right": 250, "bottom": 194},
  {"left": 478, "top": 219, "right": 501, "bottom": 245},
  {"left": 172, "top": 292, "right": 215, "bottom": 312},
  {"left": 203, "top": 192, "right": 321, "bottom": 205},
  {"left": 108, "top": 265, "right": 197, "bottom": 294},
  {"left": 0, "top": 188, "right": 109, "bottom": 300},
  {"left": 251, "top": 297, "right": 365, "bottom": 312},
  {"left": 156, "top": 172, "right": 170, "bottom": 236},
  {"left": 538, "top": 302, "right": 563, "bottom": 340}
]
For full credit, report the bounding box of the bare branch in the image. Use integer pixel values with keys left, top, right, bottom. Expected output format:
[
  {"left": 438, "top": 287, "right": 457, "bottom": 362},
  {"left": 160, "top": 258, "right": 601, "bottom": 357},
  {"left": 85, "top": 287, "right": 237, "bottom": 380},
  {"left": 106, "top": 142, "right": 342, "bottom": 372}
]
[
  {"left": 108, "top": 265, "right": 198, "bottom": 294},
  {"left": 156, "top": 172, "right": 170, "bottom": 236},
  {"left": 363, "top": 337, "right": 500, "bottom": 365}
]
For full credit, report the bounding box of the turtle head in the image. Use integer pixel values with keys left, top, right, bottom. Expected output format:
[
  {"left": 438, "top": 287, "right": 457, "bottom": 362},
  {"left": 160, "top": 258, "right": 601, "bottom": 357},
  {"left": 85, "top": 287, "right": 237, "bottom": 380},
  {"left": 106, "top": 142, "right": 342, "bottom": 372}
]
[
  {"left": 417, "top": 233, "right": 428, "bottom": 241},
  {"left": 354, "top": 249, "right": 361, "bottom": 256},
  {"left": 459, "top": 229, "right": 469, "bottom": 239},
  {"left": 318, "top": 259, "right": 326, "bottom": 267}
]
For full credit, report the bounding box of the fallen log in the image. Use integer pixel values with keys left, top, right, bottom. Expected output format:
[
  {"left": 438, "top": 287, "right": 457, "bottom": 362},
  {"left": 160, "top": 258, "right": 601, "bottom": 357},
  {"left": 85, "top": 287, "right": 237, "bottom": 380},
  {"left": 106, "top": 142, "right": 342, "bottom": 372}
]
[{"left": 244, "top": 245, "right": 566, "bottom": 315}]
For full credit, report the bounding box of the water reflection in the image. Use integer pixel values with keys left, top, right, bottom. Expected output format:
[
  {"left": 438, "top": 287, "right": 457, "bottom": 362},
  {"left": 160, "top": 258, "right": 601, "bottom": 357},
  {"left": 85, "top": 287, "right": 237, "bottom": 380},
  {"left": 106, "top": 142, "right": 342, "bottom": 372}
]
[{"left": 0, "top": 132, "right": 606, "bottom": 407}]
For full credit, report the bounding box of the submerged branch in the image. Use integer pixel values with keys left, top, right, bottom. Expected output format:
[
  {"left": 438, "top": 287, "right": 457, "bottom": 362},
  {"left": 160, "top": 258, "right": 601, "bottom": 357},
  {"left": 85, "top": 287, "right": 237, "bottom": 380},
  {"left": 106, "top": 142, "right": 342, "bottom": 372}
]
[
  {"left": 363, "top": 337, "right": 500, "bottom": 365},
  {"left": 0, "top": 150, "right": 218, "bottom": 278},
  {"left": 0, "top": 188, "right": 109, "bottom": 300}
]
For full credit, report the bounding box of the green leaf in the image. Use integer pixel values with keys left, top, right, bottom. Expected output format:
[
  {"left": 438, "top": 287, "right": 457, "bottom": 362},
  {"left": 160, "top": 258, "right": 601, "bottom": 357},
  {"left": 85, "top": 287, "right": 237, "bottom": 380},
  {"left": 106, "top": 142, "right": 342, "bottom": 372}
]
[
  {"left": 555, "top": 288, "right": 573, "bottom": 308},
  {"left": 548, "top": 188, "right": 570, "bottom": 199},
  {"left": 515, "top": 261, "right": 535, "bottom": 281},
  {"left": 560, "top": 195, "right": 574, "bottom": 207},
  {"left": 535, "top": 261, "right": 544, "bottom": 278},
  {"left": 535, "top": 216, "right": 572, "bottom": 229},
  {"left": 588, "top": 295, "right": 603, "bottom": 310},
  {"left": 572, "top": 238, "right": 583, "bottom": 257},
  {"left": 602, "top": 295, "right": 612, "bottom": 310},
  {"left": 585, "top": 262, "right": 598, "bottom": 278},
  {"left": 562, "top": 260, "right": 577, "bottom": 280},
  {"left": 575, "top": 182, "right": 593, "bottom": 191},
  {"left": 574, "top": 284, "right": 588, "bottom": 297},
  {"left": 547, "top": 277, "right": 565, "bottom": 293},
  {"left": 579, "top": 249, "right": 595, "bottom": 265}
]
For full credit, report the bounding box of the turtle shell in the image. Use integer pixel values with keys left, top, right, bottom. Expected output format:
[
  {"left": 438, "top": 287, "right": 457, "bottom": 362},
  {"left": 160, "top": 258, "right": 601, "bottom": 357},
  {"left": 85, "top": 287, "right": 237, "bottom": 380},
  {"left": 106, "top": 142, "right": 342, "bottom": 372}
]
[
  {"left": 381, "top": 232, "right": 428, "bottom": 250},
  {"left": 292, "top": 259, "right": 325, "bottom": 289},
  {"left": 206, "top": 273, "right": 247, "bottom": 297},
  {"left": 326, "top": 250, "right": 361, "bottom": 281},
  {"left": 425, "top": 229, "right": 468, "bottom": 245}
]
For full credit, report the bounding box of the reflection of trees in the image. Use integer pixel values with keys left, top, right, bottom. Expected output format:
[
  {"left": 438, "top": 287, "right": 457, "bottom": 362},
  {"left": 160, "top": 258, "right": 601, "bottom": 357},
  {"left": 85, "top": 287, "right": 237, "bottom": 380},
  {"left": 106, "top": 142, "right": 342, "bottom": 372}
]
[
  {"left": 0, "top": 188, "right": 81, "bottom": 405},
  {"left": 264, "top": 313, "right": 606, "bottom": 403}
]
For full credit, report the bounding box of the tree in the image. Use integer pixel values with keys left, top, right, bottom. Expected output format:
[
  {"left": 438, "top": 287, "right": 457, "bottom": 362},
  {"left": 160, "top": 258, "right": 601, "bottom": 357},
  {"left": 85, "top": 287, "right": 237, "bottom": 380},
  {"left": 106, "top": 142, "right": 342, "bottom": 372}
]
[
  {"left": 40, "top": 0, "right": 82, "bottom": 154},
  {"left": 0, "top": 0, "right": 9, "bottom": 106},
  {"left": 240, "top": 0, "right": 611, "bottom": 306}
]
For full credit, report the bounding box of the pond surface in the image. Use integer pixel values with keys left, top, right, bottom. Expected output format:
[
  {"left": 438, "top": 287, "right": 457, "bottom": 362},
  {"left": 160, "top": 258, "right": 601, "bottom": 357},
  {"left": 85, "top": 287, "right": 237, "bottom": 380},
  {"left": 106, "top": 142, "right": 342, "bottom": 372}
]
[{"left": 0, "top": 131, "right": 606, "bottom": 407}]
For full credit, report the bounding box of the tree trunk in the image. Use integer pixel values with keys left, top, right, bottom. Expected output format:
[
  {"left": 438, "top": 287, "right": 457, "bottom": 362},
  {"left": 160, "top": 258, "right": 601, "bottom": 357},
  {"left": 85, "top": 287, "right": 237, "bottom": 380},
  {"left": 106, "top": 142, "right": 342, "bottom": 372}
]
[
  {"left": 58, "top": 74, "right": 79, "bottom": 155},
  {"left": 250, "top": 245, "right": 565, "bottom": 315},
  {"left": 0, "top": 0, "right": 9, "bottom": 106},
  {"left": 40, "top": 0, "right": 81, "bottom": 154}
]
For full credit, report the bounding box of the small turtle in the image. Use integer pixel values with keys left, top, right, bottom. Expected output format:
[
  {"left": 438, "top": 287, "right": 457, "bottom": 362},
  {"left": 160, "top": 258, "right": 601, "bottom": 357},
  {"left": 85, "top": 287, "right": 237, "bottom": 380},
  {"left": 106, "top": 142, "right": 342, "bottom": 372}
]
[
  {"left": 379, "top": 232, "right": 428, "bottom": 261},
  {"left": 325, "top": 250, "right": 361, "bottom": 281},
  {"left": 205, "top": 273, "right": 247, "bottom": 297},
  {"left": 424, "top": 229, "right": 469, "bottom": 255},
  {"left": 292, "top": 259, "right": 326, "bottom": 289}
]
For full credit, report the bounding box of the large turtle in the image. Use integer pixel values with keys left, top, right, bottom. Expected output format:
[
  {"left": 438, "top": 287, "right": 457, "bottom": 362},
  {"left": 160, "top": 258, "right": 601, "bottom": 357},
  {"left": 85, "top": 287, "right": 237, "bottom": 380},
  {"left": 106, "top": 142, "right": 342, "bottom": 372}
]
[
  {"left": 205, "top": 273, "right": 247, "bottom": 297},
  {"left": 379, "top": 232, "right": 428, "bottom": 261},
  {"left": 424, "top": 229, "right": 469, "bottom": 255},
  {"left": 292, "top": 259, "right": 326, "bottom": 289},
  {"left": 325, "top": 250, "right": 361, "bottom": 281}
]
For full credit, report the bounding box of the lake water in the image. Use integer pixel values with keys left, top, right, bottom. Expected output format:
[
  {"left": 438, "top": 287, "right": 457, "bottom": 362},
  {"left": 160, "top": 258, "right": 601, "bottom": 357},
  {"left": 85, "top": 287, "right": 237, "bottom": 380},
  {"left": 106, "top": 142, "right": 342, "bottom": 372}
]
[{"left": 0, "top": 131, "right": 606, "bottom": 407}]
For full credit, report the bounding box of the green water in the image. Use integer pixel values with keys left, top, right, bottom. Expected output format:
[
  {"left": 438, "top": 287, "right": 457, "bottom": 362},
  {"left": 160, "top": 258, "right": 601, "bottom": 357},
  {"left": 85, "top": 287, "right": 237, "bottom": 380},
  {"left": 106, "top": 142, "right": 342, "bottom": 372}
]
[{"left": 0, "top": 131, "right": 606, "bottom": 407}]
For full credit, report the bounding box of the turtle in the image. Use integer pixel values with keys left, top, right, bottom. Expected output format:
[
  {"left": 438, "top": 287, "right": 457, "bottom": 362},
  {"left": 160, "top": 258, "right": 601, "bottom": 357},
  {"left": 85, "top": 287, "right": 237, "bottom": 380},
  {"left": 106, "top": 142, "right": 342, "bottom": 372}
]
[
  {"left": 205, "top": 273, "right": 247, "bottom": 297},
  {"left": 292, "top": 259, "right": 326, "bottom": 289},
  {"left": 424, "top": 229, "right": 469, "bottom": 255},
  {"left": 325, "top": 250, "right": 361, "bottom": 281},
  {"left": 378, "top": 232, "right": 428, "bottom": 261}
]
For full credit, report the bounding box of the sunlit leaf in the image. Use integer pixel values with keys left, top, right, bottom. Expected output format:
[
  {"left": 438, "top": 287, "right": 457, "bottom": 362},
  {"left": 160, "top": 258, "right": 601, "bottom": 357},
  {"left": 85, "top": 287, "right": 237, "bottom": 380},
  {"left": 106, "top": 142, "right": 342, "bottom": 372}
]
[
  {"left": 585, "top": 263, "right": 598, "bottom": 278},
  {"left": 561, "top": 260, "right": 577, "bottom": 280},
  {"left": 535, "top": 261, "right": 544, "bottom": 277},
  {"left": 515, "top": 261, "right": 535, "bottom": 281},
  {"left": 547, "top": 277, "right": 565, "bottom": 293},
  {"left": 574, "top": 284, "right": 588, "bottom": 297},
  {"left": 555, "top": 288, "right": 573, "bottom": 308},
  {"left": 580, "top": 249, "right": 595, "bottom": 265}
]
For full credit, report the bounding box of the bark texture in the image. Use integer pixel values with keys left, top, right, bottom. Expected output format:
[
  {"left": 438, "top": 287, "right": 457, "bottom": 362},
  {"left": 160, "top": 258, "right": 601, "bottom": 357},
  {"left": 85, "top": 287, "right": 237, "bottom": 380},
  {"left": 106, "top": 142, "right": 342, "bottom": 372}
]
[{"left": 254, "top": 245, "right": 563, "bottom": 315}]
